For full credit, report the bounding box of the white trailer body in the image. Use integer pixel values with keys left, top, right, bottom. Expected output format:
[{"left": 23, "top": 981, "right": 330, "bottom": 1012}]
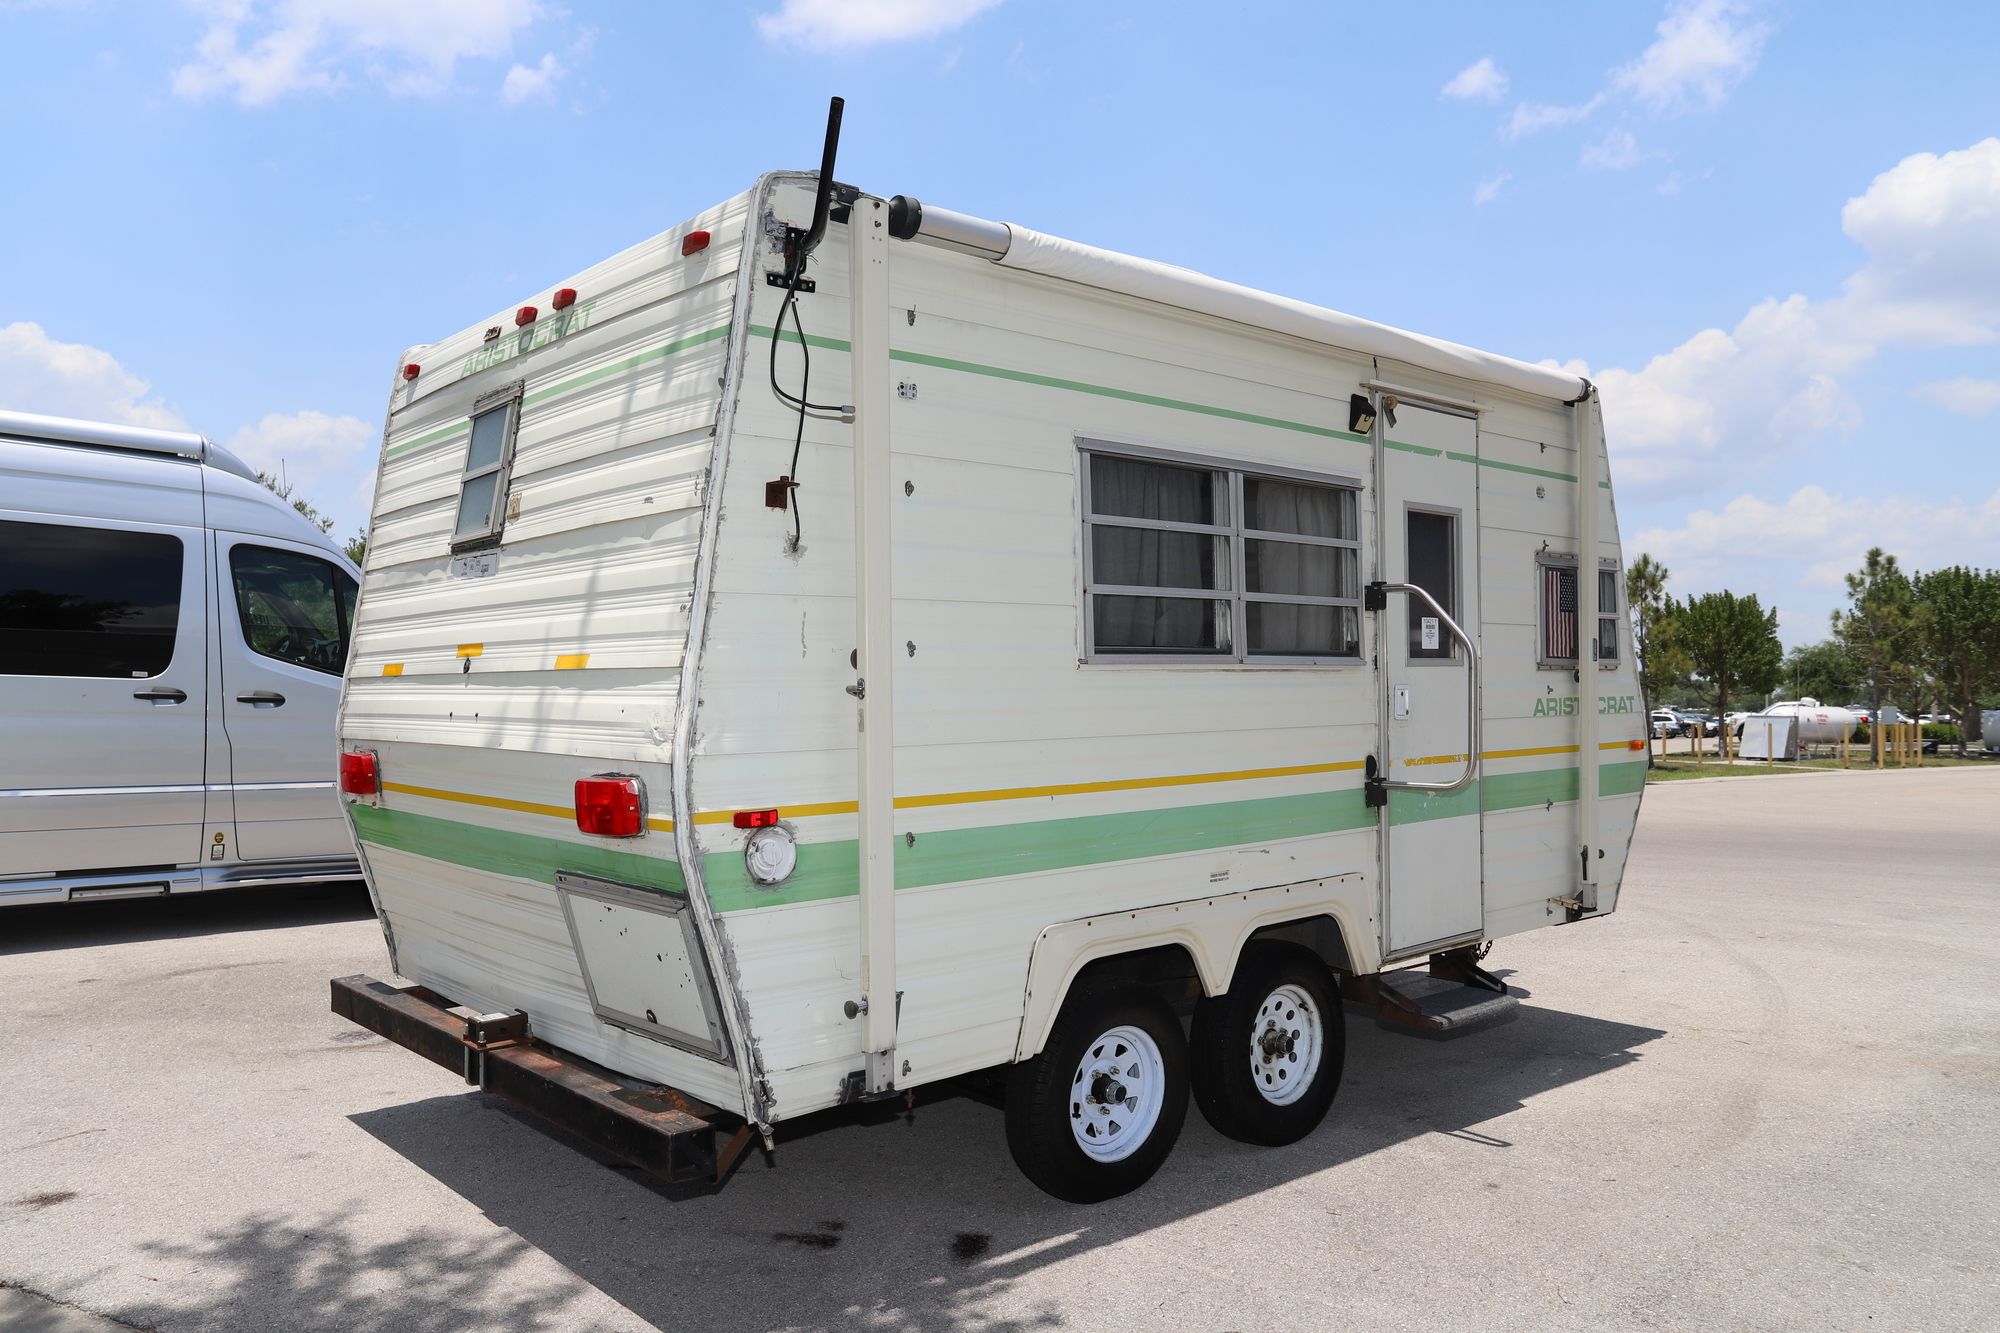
[{"left": 335, "top": 167, "right": 1645, "bottom": 1198}]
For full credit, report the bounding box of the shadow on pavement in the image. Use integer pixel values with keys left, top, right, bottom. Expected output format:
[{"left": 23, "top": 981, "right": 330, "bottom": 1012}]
[
  {"left": 125, "top": 1000, "right": 1658, "bottom": 1332},
  {"left": 0, "top": 880, "right": 375, "bottom": 957}
]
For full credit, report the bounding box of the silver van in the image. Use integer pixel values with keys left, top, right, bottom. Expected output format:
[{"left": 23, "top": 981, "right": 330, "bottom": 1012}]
[{"left": 1, "top": 410, "right": 364, "bottom": 904}]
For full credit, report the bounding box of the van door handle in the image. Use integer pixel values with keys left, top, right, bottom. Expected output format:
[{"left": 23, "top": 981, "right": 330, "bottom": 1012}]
[
  {"left": 133, "top": 687, "right": 188, "bottom": 703},
  {"left": 236, "top": 690, "right": 287, "bottom": 707}
]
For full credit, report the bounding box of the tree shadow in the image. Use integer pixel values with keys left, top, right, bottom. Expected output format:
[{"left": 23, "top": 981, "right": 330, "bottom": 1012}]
[
  {"left": 263, "top": 1001, "right": 1662, "bottom": 1333},
  {"left": 0, "top": 880, "right": 375, "bottom": 957}
]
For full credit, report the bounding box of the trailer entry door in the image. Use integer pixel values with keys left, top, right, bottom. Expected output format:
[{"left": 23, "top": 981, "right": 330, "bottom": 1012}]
[{"left": 1378, "top": 402, "right": 1483, "bottom": 956}]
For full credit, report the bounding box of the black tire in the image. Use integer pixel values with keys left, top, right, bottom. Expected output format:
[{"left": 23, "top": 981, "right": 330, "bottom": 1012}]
[
  {"left": 1190, "top": 943, "right": 1345, "bottom": 1146},
  {"left": 1004, "top": 983, "right": 1189, "bottom": 1203}
]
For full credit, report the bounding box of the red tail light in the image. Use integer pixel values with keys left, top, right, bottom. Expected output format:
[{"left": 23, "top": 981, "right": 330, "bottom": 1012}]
[
  {"left": 732, "top": 808, "right": 780, "bottom": 828},
  {"left": 515, "top": 305, "right": 538, "bottom": 327},
  {"left": 575, "top": 775, "right": 644, "bottom": 837},
  {"left": 682, "top": 230, "right": 711, "bottom": 256},
  {"left": 339, "top": 751, "right": 379, "bottom": 796}
]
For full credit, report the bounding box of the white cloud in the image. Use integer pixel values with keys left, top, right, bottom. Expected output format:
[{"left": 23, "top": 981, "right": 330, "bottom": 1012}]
[
  {"left": 1504, "top": 95, "right": 1604, "bottom": 140},
  {"left": 1581, "top": 128, "right": 1649, "bottom": 171},
  {"left": 172, "top": 0, "right": 542, "bottom": 105},
  {"left": 0, "top": 322, "right": 187, "bottom": 429},
  {"left": 1558, "top": 137, "right": 2000, "bottom": 492},
  {"left": 1473, "top": 173, "right": 1511, "bottom": 206},
  {"left": 1632, "top": 484, "right": 2000, "bottom": 597},
  {"left": 1442, "top": 57, "right": 1507, "bottom": 102},
  {"left": 501, "top": 51, "right": 561, "bottom": 103},
  {"left": 225, "top": 410, "right": 377, "bottom": 531},
  {"left": 1612, "top": 0, "right": 1772, "bottom": 114},
  {"left": 1926, "top": 377, "right": 2000, "bottom": 416},
  {"left": 756, "top": 0, "right": 1003, "bottom": 49}
]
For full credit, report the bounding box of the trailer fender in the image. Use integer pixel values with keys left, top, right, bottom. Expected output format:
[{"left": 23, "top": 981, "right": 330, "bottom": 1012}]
[{"left": 1011, "top": 873, "right": 1372, "bottom": 1063}]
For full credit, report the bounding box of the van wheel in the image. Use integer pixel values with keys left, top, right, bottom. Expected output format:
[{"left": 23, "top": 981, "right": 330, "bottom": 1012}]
[
  {"left": 1190, "top": 943, "right": 1344, "bottom": 1146},
  {"left": 1004, "top": 983, "right": 1188, "bottom": 1203}
]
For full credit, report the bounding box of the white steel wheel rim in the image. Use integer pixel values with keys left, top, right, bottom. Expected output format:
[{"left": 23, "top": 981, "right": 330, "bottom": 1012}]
[
  {"left": 1248, "top": 984, "right": 1323, "bottom": 1107},
  {"left": 1068, "top": 1023, "right": 1167, "bottom": 1163}
]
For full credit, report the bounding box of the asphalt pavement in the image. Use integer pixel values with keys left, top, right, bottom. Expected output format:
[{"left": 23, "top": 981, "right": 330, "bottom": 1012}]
[{"left": 4, "top": 767, "right": 1997, "bottom": 1332}]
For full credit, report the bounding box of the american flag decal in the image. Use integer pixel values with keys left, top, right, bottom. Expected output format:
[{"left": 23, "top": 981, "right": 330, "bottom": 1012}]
[{"left": 1544, "top": 565, "right": 1576, "bottom": 659}]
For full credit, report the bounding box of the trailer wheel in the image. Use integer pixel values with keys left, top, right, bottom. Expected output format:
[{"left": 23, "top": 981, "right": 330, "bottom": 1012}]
[
  {"left": 1004, "top": 983, "right": 1188, "bottom": 1203},
  {"left": 1190, "top": 943, "right": 1344, "bottom": 1146}
]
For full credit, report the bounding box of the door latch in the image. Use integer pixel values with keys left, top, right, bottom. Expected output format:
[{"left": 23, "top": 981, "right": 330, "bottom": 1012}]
[{"left": 1364, "top": 755, "right": 1387, "bottom": 809}]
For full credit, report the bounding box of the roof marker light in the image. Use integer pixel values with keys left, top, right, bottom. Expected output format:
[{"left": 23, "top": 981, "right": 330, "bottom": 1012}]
[
  {"left": 515, "top": 305, "right": 538, "bottom": 327},
  {"left": 401, "top": 363, "right": 420, "bottom": 381},
  {"left": 682, "top": 230, "right": 711, "bottom": 257},
  {"left": 732, "top": 808, "right": 780, "bottom": 829},
  {"left": 551, "top": 287, "right": 576, "bottom": 310},
  {"left": 575, "top": 775, "right": 644, "bottom": 838}
]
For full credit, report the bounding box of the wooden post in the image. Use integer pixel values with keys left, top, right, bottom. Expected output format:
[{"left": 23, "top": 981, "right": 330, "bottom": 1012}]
[
  {"left": 1765, "top": 722, "right": 1774, "bottom": 767},
  {"left": 1841, "top": 731, "right": 1849, "bottom": 768}
]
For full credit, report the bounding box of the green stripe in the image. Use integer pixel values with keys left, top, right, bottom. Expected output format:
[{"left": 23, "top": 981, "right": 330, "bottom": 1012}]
[
  {"left": 348, "top": 803, "right": 685, "bottom": 894},
  {"left": 346, "top": 760, "right": 1645, "bottom": 914},
  {"left": 384, "top": 323, "right": 735, "bottom": 458}
]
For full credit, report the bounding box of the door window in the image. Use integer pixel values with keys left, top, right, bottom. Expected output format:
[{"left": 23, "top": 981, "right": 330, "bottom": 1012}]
[
  {"left": 0, "top": 519, "right": 183, "bottom": 677},
  {"left": 1405, "top": 509, "right": 1457, "bottom": 660},
  {"left": 229, "top": 545, "right": 358, "bottom": 675}
]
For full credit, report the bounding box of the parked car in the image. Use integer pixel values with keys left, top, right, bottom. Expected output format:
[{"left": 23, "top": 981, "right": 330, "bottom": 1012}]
[
  {"left": 1, "top": 409, "right": 365, "bottom": 905},
  {"left": 1680, "top": 712, "right": 1718, "bottom": 737},
  {"left": 1650, "top": 709, "right": 1684, "bottom": 738}
]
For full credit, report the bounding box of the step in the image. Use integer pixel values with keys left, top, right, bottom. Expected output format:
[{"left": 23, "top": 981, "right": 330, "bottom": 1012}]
[{"left": 1347, "top": 967, "right": 1521, "bottom": 1036}]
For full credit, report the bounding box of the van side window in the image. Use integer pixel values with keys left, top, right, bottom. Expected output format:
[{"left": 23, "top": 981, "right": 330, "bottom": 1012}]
[
  {"left": 1537, "top": 555, "right": 1620, "bottom": 668},
  {"left": 1082, "top": 447, "right": 1361, "bottom": 663},
  {"left": 452, "top": 381, "right": 524, "bottom": 549},
  {"left": 230, "top": 546, "right": 357, "bottom": 675},
  {"left": 0, "top": 519, "right": 183, "bottom": 678}
]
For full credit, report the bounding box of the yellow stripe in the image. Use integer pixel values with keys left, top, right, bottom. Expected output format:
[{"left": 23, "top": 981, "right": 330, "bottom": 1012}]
[
  {"left": 381, "top": 663, "right": 404, "bottom": 677},
  {"left": 688, "top": 759, "right": 1369, "bottom": 823},
  {"left": 380, "top": 780, "right": 677, "bottom": 833},
  {"left": 1405, "top": 739, "right": 1645, "bottom": 767},
  {"left": 456, "top": 643, "right": 483, "bottom": 658},
  {"left": 555, "top": 653, "right": 590, "bottom": 670}
]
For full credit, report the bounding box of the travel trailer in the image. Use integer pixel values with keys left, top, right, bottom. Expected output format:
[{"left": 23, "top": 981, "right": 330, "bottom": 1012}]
[
  {"left": 2, "top": 410, "right": 363, "bottom": 905},
  {"left": 331, "top": 105, "right": 1646, "bottom": 1201}
]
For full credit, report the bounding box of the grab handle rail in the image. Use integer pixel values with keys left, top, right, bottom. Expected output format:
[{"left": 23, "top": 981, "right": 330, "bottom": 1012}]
[{"left": 1367, "top": 581, "right": 1481, "bottom": 798}]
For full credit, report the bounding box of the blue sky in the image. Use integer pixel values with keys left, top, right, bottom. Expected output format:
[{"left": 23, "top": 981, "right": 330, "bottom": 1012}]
[{"left": 3, "top": 0, "right": 1995, "bottom": 644}]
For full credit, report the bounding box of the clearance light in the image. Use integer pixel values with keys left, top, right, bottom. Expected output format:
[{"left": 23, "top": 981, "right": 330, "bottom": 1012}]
[
  {"left": 339, "top": 751, "right": 379, "bottom": 796},
  {"left": 682, "top": 230, "right": 711, "bottom": 256},
  {"left": 732, "top": 808, "right": 780, "bottom": 829},
  {"left": 745, "top": 825, "right": 797, "bottom": 886},
  {"left": 1629, "top": 739, "right": 1647, "bottom": 750},
  {"left": 515, "top": 305, "right": 538, "bottom": 327},
  {"left": 551, "top": 287, "right": 576, "bottom": 310},
  {"left": 401, "top": 363, "right": 420, "bottom": 381},
  {"left": 575, "top": 775, "right": 644, "bottom": 837}
]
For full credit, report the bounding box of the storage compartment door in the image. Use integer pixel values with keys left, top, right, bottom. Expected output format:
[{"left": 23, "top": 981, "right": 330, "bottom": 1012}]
[{"left": 557, "top": 871, "right": 728, "bottom": 1061}]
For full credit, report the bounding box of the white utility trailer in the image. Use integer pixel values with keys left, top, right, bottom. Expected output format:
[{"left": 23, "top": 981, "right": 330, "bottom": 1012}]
[{"left": 332, "top": 104, "right": 1646, "bottom": 1201}]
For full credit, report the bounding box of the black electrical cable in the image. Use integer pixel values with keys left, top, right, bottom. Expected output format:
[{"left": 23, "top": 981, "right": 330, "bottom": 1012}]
[{"left": 767, "top": 246, "right": 848, "bottom": 548}]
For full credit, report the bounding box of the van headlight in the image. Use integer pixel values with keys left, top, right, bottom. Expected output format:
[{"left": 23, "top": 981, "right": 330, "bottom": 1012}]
[{"left": 744, "top": 825, "right": 798, "bottom": 886}]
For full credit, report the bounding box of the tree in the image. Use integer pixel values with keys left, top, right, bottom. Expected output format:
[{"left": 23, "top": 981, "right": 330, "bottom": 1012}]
[
  {"left": 258, "top": 471, "right": 366, "bottom": 567},
  {"left": 1832, "top": 548, "right": 1916, "bottom": 758},
  {"left": 1676, "top": 589, "right": 1783, "bottom": 725},
  {"left": 1911, "top": 565, "right": 2000, "bottom": 754},
  {"left": 1780, "top": 638, "right": 1863, "bottom": 707},
  {"left": 1626, "top": 553, "right": 1688, "bottom": 709}
]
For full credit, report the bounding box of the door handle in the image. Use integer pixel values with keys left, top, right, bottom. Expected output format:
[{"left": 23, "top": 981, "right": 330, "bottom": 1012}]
[
  {"left": 236, "top": 690, "right": 287, "bottom": 707},
  {"left": 1364, "top": 581, "right": 1481, "bottom": 798},
  {"left": 133, "top": 687, "right": 188, "bottom": 703}
]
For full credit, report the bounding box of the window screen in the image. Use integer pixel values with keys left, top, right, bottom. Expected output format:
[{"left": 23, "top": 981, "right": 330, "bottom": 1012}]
[
  {"left": 452, "top": 386, "right": 521, "bottom": 547},
  {"left": 1083, "top": 450, "right": 1360, "bottom": 661},
  {"left": 0, "top": 519, "right": 183, "bottom": 678},
  {"left": 1405, "top": 509, "right": 1456, "bottom": 660},
  {"left": 229, "top": 545, "right": 357, "bottom": 675},
  {"left": 1538, "top": 557, "right": 1620, "bottom": 666}
]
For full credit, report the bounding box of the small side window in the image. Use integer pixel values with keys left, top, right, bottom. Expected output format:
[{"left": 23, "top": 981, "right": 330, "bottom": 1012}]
[
  {"left": 452, "top": 382, "right": 523, "bottom": 549},
  {"left": 230, "top": 545, "right": 356, "bottom": 675},
  {"left": 1538, "top": 555, "right": 1620, "bottom": 668}
]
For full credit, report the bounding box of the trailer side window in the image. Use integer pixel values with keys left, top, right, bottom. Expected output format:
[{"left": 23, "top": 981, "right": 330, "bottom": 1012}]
[
  {"left": 1538, "top": 556, "right": 1620, "bottom": 668},
  {"left": 1082, "top": 447, "right": 1360, "bottom": 663},
  {"left": 451, "top": 382, "right": 523, "bottom": 550}
]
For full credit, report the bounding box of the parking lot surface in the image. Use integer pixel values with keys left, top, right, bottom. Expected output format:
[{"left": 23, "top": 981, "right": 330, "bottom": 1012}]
[{"left": 4, "top": 766, "right": 1997, "bottom": 1332}]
